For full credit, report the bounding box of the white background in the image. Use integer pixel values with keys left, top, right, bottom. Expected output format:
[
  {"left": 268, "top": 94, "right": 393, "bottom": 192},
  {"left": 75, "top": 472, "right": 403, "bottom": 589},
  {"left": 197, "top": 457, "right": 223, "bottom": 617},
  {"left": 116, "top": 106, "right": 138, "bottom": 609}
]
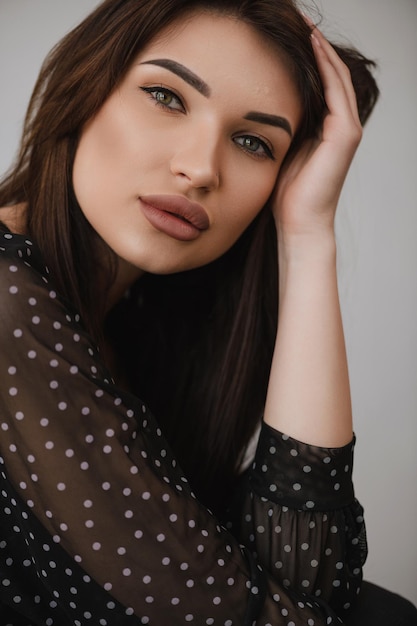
[{"left": 1, "top": 0, "right": 416, "bottom": 605}]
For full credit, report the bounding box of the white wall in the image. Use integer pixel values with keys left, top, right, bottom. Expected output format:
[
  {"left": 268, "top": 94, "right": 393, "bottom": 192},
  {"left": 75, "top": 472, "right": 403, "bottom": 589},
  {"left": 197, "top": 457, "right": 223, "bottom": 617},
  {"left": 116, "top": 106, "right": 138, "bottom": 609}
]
[
  {"left": 318, "top": 0, "right": 417, "bottom": 605},
  {"left": 1, "top": 0, "right": 416, "bottom": 605}
]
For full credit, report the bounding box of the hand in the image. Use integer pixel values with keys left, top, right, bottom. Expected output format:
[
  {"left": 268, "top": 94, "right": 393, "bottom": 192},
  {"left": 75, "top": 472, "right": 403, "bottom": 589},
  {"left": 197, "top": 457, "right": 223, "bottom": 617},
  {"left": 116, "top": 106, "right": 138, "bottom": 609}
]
[{"left": 271, "top": 26, "right": 363, "bottom": 242}]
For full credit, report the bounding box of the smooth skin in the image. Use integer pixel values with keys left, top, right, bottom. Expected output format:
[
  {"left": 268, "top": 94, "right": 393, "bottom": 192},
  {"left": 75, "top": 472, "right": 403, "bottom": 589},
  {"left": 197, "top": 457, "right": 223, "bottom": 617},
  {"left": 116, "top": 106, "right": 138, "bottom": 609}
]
[
  {"left": 1, "top": 14, "right": 361, "bottom": 449},
  {"left": 264, "top": 26, "right": 362, "bottom": 446},
  {"left": 72, "top": 13, "right": 302, "bottom": 307}
]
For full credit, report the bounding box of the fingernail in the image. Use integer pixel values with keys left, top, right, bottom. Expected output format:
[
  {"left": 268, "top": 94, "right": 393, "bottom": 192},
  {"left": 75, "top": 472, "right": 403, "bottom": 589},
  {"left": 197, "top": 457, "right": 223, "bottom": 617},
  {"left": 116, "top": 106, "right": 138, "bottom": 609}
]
[
  {"left": 301, "top": 12, "right": 316, "bottom": 28},
  {"left": 311, "top": 32, "right": 321, "bottom": 47}
]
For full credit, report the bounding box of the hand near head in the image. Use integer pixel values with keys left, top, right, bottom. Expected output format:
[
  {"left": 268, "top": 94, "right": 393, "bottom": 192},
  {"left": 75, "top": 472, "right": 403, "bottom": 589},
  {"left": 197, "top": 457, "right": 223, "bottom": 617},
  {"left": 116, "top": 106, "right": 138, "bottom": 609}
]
[
  {"left": 271, "top": 25, "right": 363, "bottom": 245},
  {"left": 265, "top": 25, "right": 361, "bottom": 445}
]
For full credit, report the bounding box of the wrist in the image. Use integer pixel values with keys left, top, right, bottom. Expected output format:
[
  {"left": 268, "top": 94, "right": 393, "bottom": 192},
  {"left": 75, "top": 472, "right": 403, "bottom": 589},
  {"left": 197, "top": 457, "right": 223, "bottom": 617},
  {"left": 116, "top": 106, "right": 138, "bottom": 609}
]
[
  {"left": 277, "top": 227, "right": 337, "bottom": 268},
  {"left": 277, "top": 229, "right": 338, "bottom": 309}
]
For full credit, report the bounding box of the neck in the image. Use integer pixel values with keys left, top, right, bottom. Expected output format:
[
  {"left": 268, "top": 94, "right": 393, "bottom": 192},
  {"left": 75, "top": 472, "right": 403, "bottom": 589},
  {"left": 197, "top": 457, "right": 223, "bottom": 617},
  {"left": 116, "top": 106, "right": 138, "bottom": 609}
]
[{"left": 105, "top": 256, "right": 145, "bottom": 314}]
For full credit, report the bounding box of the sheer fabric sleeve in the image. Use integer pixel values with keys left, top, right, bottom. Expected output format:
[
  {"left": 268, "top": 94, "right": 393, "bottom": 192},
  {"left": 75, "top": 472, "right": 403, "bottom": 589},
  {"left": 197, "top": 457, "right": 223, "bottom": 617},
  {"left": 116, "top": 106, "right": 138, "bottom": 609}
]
[
  {"left": 225, "top": 424, "right": 367, "bottom": 617},
  {"left": 0, "top": 230, "right": 364, "bottom": 625}
]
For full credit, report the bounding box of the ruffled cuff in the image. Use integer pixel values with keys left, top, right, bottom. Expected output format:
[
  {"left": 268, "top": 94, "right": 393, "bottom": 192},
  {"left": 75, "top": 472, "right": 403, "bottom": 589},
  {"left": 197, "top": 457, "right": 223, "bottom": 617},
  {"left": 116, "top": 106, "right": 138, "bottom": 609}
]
[{"left": 248, "top": 422, "right": 355, "bottom": 511}]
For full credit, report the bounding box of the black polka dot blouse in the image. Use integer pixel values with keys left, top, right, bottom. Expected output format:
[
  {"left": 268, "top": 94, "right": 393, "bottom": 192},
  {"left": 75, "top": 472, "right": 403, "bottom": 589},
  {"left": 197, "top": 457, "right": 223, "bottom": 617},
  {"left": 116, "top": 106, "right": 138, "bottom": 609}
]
[{"left": 0, "top": 224, "right": 367, "bottom": 625}]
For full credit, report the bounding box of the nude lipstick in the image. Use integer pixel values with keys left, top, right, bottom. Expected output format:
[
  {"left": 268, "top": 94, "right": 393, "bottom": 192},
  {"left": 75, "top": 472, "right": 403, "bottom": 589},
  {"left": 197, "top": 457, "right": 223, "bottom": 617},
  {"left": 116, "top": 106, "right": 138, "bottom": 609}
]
[{"left": 139, "top": 195, "right": 209, "bottom": 241}]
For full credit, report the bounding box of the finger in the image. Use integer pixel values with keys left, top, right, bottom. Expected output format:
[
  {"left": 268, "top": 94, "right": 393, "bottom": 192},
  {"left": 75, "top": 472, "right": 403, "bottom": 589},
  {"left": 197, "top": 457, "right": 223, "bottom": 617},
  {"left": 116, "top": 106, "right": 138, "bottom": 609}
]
[
  {"left": 311, "top": 35, "right": 356, "bottom": 130},
  {"left": 311, "top": 40, "right": 362, "bottom": 147},
  {"left": 311, "top": 29, "right": 361, "bottom": 125},
  {"left": 299, "top": 13, "right": 350, "bottom": 97},
  {"left": 312, "top": 33, "right": 357, "bottom": 117}
]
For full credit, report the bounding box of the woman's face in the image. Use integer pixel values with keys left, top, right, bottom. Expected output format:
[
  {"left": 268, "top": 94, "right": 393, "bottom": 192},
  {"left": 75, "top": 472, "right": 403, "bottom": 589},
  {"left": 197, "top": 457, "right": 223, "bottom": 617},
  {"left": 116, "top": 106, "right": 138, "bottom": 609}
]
[{"left": 73, "top": 11, "right": 302, "bottom": 279}]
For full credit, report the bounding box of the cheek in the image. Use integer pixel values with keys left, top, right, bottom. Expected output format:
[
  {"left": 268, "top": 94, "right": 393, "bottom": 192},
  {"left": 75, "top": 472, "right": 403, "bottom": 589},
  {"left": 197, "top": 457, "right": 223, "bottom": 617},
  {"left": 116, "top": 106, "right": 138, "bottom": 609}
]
[
  {"left": 210, "top": 178, "right": 274, "bottom": 260},
  {"left": 72, "top": 140, "right": 108, "bottom": 215},
  {"left": 226, "top": 167, "right": 278, "bottom": 231},
  {"left": 72, "top": 122, "right": 138, "bottom": 210}
]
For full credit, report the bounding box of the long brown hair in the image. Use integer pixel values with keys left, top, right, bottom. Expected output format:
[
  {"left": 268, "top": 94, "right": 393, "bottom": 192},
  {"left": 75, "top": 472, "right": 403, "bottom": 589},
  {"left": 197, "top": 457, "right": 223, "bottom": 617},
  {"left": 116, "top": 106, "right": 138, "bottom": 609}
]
[{"left": 0, "top": 0, "right": 379, "bottom": 513}]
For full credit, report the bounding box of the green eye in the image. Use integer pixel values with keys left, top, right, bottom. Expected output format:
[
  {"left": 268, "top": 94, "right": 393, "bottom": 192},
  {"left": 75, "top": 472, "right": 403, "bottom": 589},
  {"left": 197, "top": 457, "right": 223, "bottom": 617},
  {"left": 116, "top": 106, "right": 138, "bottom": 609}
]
[
  {"left": 242, "top": 137, "right": 261, "bottom": 151},
  {"left": 141, "top": 86, "right": 184, "bottom": 112},
  {"left": 155, "top": 91, "right": 173, "bottom": 105},
  {"left": 235, "top": 135, "right": 274, "bottom": 160}
]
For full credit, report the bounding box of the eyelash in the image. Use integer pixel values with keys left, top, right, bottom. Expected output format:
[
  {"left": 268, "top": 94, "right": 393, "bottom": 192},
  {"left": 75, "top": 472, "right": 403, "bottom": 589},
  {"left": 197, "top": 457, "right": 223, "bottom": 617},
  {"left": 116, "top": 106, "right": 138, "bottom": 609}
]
[
  {"left": 140, "top": 86, "right": 275, "bottom": 161},
  {"left": 234, "top": 136, "right": 275, "bottom": 161},
  {"left": 141, "top": 86, "right": 185, "bottom": 112}
]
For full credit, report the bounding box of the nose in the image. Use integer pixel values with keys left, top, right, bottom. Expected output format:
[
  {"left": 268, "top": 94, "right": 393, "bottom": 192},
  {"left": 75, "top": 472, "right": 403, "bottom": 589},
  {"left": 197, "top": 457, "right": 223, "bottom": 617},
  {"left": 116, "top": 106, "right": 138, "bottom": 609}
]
[{"left": 170, "top": 123, "right": 221, "bottom": 192}]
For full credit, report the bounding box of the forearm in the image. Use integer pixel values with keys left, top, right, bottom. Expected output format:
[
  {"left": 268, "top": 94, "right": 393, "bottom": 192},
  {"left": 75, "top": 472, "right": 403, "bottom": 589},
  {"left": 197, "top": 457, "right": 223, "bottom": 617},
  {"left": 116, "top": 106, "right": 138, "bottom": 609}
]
[
  {"left": 227, "top": 422, "right": 365, "bottom": 615},
  {"left": 263, "top": 229, "right": 353, "bottom": 447}
]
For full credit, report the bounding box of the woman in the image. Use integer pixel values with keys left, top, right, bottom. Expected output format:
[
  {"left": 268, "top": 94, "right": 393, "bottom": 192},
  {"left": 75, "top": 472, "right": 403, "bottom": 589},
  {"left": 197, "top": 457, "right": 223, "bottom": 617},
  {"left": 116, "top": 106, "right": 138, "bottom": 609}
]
[{"left": 0, "top": 0, "right": 414, "bottom": 624}]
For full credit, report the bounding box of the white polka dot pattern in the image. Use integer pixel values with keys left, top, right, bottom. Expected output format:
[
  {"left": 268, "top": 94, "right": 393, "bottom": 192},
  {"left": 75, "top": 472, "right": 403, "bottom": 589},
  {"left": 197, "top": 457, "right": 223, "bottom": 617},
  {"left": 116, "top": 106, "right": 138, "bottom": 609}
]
[{"left": 0, "top": 226, "right": 366, "bottom": 623}]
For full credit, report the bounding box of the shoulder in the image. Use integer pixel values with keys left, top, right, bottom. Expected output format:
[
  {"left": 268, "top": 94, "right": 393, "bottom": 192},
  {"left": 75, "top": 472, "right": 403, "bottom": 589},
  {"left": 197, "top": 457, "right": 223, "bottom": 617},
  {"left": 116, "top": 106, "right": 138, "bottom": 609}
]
[
  {"left": 0, "top": 225, "right": 81, "bottom": 338},
  {"left": 0, "top": 223, "right": 49, "bottom": 286},
  {"left": 0, "top": 228, "right": 55, "bottom": 338},
  {"left": 0, "top": 223, "right": 104, "bottom": 381}
]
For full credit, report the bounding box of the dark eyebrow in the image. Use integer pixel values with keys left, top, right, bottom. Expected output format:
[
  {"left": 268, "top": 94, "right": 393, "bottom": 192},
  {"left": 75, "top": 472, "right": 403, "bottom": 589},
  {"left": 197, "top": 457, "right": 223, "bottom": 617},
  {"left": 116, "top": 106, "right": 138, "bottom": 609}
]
[
  {"left": 140, "top": 58, "right": 211, "bottom": 97},
  {"left": 244, "top": 112, "right": 293, "bottom": 138},
  {"left": 140, "top": 59, "right": 293, "bottom": 136}
]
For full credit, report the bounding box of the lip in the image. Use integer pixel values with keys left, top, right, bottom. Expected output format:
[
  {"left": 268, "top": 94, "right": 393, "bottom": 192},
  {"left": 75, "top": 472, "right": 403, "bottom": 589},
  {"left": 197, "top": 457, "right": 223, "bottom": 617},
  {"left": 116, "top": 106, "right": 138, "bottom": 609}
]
[{"left": 139, "top": 195, "right": 209, "bottom": 241}]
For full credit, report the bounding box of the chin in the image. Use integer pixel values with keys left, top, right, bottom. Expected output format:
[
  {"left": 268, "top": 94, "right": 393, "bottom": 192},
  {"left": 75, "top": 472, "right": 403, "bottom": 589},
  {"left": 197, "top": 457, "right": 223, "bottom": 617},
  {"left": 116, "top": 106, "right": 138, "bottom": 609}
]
[{"left": 133, "top": 251, "right": 223, "bottom": 277}]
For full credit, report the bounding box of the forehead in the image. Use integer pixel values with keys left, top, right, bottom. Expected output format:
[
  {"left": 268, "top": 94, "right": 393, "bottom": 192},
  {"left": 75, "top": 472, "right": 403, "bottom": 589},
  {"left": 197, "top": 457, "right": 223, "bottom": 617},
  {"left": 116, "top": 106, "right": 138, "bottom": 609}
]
[{"left": 135, "top": 10, "right": 302, "bottom": 121}]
